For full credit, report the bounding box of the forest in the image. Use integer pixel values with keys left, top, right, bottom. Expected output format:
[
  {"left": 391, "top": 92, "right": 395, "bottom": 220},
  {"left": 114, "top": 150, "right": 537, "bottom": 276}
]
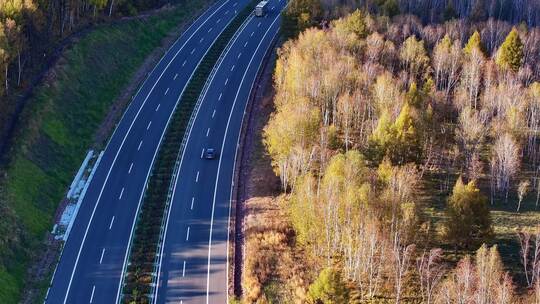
[
  {"left": 245, "top": 0, "right": 540, "bottom": 303},
  {"left": 0, "top": 0, "right": 180, "bottom": 147}
]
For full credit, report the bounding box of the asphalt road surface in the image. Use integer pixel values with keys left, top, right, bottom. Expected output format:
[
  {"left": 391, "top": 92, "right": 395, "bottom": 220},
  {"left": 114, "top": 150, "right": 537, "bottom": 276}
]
[
  {"left": 153, "top": 1, "right": 285, "bottom": 303},
  {"left": 45, "top": 1, "right": 251, "bottom": 303}
]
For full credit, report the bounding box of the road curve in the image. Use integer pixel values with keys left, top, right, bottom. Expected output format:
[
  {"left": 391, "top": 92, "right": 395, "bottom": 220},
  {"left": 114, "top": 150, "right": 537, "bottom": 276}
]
[
  {"left": 154, "top": 1, "right": 284, "bottom": 303},
  {"left": 45, "top": 1, "right": 250, "bottom": 303}
]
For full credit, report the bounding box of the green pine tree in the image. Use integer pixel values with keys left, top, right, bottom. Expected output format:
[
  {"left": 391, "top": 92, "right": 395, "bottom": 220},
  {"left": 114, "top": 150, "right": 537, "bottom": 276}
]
[
  {"left": 307, "top": 267, "right": 350, "bottom": 304},
  {"left": 496, "top": 28, "right": 524, "bottom": 72},
  {"left": 463, "top": 31, "right": 486, "bottom": 56},
  {"left": 443, "top": 177, "right": 493, "bottom": 249}
]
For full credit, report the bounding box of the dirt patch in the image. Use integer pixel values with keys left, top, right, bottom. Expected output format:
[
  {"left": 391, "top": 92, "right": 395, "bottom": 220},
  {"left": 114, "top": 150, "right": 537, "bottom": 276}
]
[{"left": 230, "top": 41, "right": 309, "bottom": 302}]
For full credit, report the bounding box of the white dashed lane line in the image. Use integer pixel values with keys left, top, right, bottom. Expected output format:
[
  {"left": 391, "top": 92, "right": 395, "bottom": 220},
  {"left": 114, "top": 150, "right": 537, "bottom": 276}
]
[
  {"left": 191, "top": 197, "right": 195, "bottom": 210},
  {"left": 99, "top": 248, "right": 105, "bottom": 264},
  {"left": 155, "top": 104, "right": 161, "bottom": 112},
  {"left": 206, "top": 128, "right": 210, "bottom": 137},
  {"left": 137, "top": 140, "right": 143, "bottom": 151},
  {"left": 128, "top": 163, "right": 133, "bottom": 174},
  {"left": 231, "top": 65, "right": 235, "bottom": 72},
  {"left": 196, "top": 171, "right": 200, "bottom": 183},
  {"left": 174, "top": 73, "right": 178, "bottom": 80},
  {"left": 190, "top": 48, "right": 196, "bottom": 55},
  {"left": 109, "top": 216, "right": 115, "bottom": 230},
  {"left": 147, "top": 121, "right": 152, "bottom": 130},
  {"left": 182, "top": 261, "right": 186, "bottom": 277},
  {"left": 244, "top": 41, "right": 248, "bottom": 47},
  {"left": 250, "top": 31, "right": 254, "bottom": 37},
  {"left": 225, "top": 78, "right": 229, "bottom": 86},
  {"left": 208, "top": 27, "right": 213, "bottom": 33},
  {"left": 164, "top": 88, "right": 169, "bottom": 95},
  {"left": 212, "top": 109, "right": 216, "bottom": 118},
  {"left": 182, "top": 60, "right": 187, "bottom": 67},
  {"left": 90, "top": 286, "right": 96, "bottom": 303},
  {"left": 119, "top": 187, "right": 125, "bottom": 200},
  {"left": 186, "top": 226, "right": 190, "bottom": 241},
  {"left": 218, "top": 93, "right": 222, "bottom": 101},
  {"left": 237, "top": 52, "right": 242, "bottom": 59}
]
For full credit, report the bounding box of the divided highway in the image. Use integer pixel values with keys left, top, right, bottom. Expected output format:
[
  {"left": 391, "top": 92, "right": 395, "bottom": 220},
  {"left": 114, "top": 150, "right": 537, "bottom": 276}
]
[
  {"left": 45, "top": 1, "right": 250, "bottom": 303},
  {"left": 154, "top": 0, "right": 285, "bottom": 302}
]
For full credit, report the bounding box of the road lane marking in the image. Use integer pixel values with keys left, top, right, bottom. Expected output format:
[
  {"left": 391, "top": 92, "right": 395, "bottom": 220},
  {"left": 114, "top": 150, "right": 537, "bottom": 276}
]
[
  {"left": 218, "top": 93, "right": 222, "bottom": 101},
  {"left": 147, "top": 121, "right": 152, "bottom": 130},
  {"left": 109, "top": 216, "right": 115, "bottom": 230},
  {"left": 250, "top": 31, "right": 254, "bottom": 37},
  {"left": 233, "top": 2, "right": 237, "bottom": 6},
  {"left": 206, "top": 13, "right": 282, "bottom": 304},
  {"left": 186, "top": 226, "right": 190, "bottom": 241},
  {"left": 99, "top": 248, "right": 106, "bottom": 264},
  {"left": 137, "top": 140, "right": 143, "bottom": 151},
  {"left": 201, "top": 148, "right": 205, "bottom": 158},
  {"left": 225, "top": 78, "right": 228, "bottom": 86},
  {"left": 200, "top": 37, "right": 204, "bottom": 43},
  {"left": 191, "top": 48, "right": 196, "bottom": 55},
  {"left": 182, "top": 261, "right": 186, "bottom": 277},
  {"left": 119, "top": 188, "right": 125, "bottom": 200},
  {"left": 174, "top": 73, "right": 178, "bottom": 80},
  {"left": 90, "top": 286, "right": 95, "bottom": 303},
  {"left": 128, "top": 163, "right": 133, "bottom": 174},
  {"left": 164, "top": 88, "right": 169, "bottom": 95},
  {"left": 208, "top": 27, "right": 212, "bottom": 33},
  {"left": 195, "top": 171, "right": 200, "bottom": 183},
  {"left": 55, "top": 1, "right": 234, "bottom": 302},
  {"left": 182, "top": 60, "right": 187, "bottom": 67},
  {"left": 258, "top": 22, "right": 261, "bottom": 27},
  {"left": 225, "top": 10, "right": 229, "bottom": 14},
  {"left": 206, "top": 128, "right": 210, "bottom": 137},
  {"left": 191, "top": 197, "right": 194, "bottom": 210},
  {"left": 217, "top": 18, "right": 221, "bottom": 23},
  {"left": 231, "top": 65, "right": 235, "bottom": 71},
  {"left": 155, "top": 104, "right": 161, "bottom": 112},
  {"left": 212, "top": 109, "right": 216, "bottom": 118},
  {"left": 237, "top": 52, "right": 242, "bottom": 59},
  {"left": 244, "top": 41, "right": 248, "bottom": 47},
  {"left": 152, "top": 10, "right": 249, "bottom": 302}
]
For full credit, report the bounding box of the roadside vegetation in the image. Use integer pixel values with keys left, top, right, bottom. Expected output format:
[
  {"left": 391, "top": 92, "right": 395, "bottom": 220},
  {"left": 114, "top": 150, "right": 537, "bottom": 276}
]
[
  {"left": 0, "top": 0, "right": 212, "bottom": 302},
  {"left": 121, "top": 2, "right": 259, "bottom": 303},
  {"left": 241, "top": 0, "right": 540, "bottom": 302}
]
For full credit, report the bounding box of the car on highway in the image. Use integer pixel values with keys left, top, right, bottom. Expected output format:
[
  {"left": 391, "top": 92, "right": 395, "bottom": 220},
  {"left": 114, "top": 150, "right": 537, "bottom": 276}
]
[
  {"left": 203, "top": 148, "right": 217, "bottom": 159},
  {"left": 255, "top": 1, "right": 268, "bottom": 17}
]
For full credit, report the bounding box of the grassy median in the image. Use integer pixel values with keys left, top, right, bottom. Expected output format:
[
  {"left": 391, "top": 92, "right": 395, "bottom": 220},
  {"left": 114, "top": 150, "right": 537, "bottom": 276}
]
[
  {"left": 121, "top": 1, "right": 258, "bottom": 302},
  {"left": 0, "top": 1, "right": 212, "bottom": 302}
]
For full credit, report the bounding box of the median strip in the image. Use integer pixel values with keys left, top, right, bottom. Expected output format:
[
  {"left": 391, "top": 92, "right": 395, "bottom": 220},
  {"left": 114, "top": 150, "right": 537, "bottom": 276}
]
[{"left": 120, "top": 1, "right": 258, "bottom": 302}]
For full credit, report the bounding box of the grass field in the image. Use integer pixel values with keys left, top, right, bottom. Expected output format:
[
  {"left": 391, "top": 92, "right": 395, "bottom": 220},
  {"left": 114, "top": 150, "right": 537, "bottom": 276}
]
[
  {"left": 423, "top": 171, "right": 540, "bottom": 284},
  {"left": 0, "top": 1, "right": 211, "bottom": 302}
]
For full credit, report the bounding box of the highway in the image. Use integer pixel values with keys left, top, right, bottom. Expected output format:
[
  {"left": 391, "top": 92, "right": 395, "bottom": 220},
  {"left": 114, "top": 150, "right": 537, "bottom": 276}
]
[
  {"left": 44, "top": 1, "right": 251, "bottom": 303},
  {"left": 153, "top": 0, "right": 284, "bottom": 302}
]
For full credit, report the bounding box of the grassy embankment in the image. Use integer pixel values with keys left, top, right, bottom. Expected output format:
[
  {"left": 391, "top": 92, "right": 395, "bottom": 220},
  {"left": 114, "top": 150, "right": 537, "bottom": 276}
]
[{"left": 0, "top": 1, "right": 211, "bottom": 302}]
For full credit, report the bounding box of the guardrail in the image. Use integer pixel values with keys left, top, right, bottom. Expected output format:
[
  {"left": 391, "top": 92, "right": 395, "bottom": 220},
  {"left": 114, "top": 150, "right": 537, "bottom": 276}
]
[
  {"left": 149, "top": 12, "right": 255, "bottom": 302},
  {"left": 118, "top": 1, "right": 259, "bottom": 302}
]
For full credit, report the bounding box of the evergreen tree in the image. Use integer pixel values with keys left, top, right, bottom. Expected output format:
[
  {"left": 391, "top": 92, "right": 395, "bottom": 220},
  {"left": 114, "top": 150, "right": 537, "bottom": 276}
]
[
  {"left": 496, "top": 28, "right": 524, "bottom": 72},
  {"left": 464, "top": 31, "right": 486, "bottom": 56},
  {"left": 443, "top": 177, "right": 493, "bottom": 249},
  {"left": 307, "top": 267, "right": 350, "bottom": 304}
]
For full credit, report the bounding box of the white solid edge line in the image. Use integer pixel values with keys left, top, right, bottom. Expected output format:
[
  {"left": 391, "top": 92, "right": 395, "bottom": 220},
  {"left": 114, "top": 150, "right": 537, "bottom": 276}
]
[
  {"left": 47, "top": 0, "right": 228, "bottom": 301},
  {"left": 53, "top": 1, "right": 234, "bottom": 303},
  {"left": 116, "top": 1, "right": 237, "bottom": 303},
  {"left": 152, "top": 13, "right": 253, "bottom": 303},
  {"left": 206, "top": 13, "right": 282, "bottom": 304}
]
